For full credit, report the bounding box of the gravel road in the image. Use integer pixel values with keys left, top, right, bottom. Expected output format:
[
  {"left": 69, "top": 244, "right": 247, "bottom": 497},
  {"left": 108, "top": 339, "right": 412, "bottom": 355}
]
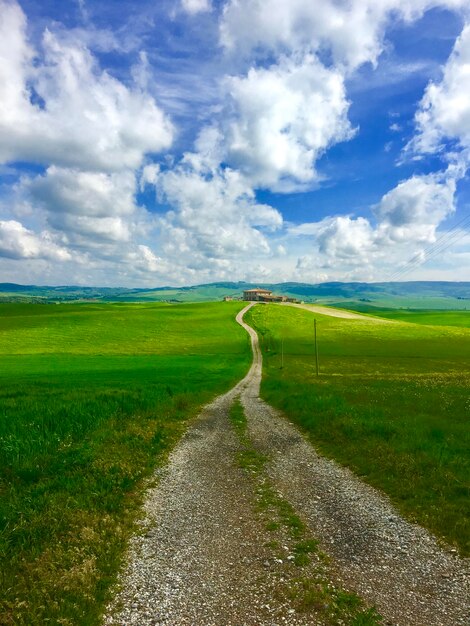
[
  {"left": 104, "top": 304, "right": 468, "bottom": 626},
  {"left": 280, "top": 302, "right": 393, "bottom": 321}
]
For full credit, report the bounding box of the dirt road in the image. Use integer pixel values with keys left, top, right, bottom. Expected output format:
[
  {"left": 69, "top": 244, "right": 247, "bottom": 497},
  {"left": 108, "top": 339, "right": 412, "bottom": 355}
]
[
  {"left": 104, "top": 304, "right": 468, "bottom": 626},
  {"left": 280, "top": 301, "right": 393, "bottom": 321}
]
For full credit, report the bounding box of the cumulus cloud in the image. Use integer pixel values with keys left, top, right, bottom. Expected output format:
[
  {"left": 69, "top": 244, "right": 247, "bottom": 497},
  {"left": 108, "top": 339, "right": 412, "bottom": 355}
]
[
  {"left": 411, "top": 23, "right": 470, "bottom": 157},
  {"left": 29, "top": 167, "right": 138, "bottom": 218},
  {"left": 221, "top": 1, "right": 470, "bottom": 68},
  {"left": 289, "top": 169, "right": 459, "bottom": 276},
  {"left": 374, "top": 171, "right": 457, "bottom": 243},
  {"left": 122, "top": 245, "right": 191, "bottom": 282},
  {"left": 154, "top": 163, "right": 283, "bottom": 266},
  {"left": 181, "top": 0, "right": 211, "bottom": 15},
  {"left": 172, "top": 52, "right": 354, "bottom": 194},
  {"left": 24, "top": 167, "right": 146, "bottom": 244},
  {"left": 221, "top": 0, "right": 382, "bottom": 69},
  {"left": 0, "top": 0, "right": 173, "bottom": 171},
  {"left": 0, "top": 220, "right": 71, "bottom": 261},
  {"left": 316, "top": 216, "right": 376, "bottom": 260},
  {"left": 224, "top": 56, "right": 353, "bottom": 189}
]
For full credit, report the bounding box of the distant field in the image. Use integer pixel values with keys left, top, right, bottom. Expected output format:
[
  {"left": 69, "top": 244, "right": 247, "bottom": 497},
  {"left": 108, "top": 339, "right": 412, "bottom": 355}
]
[
  {"left": 327, "top": 296, "right": 470, "bottom": 310},
  {"left": 331, "top": 304, "right": 470, "bottom": 327},
  {"left": 0, "top": 302, "right": 250, "bottom": 626},
  {"left": 246, "top": 305, "right": 470, "bottom": 555}
]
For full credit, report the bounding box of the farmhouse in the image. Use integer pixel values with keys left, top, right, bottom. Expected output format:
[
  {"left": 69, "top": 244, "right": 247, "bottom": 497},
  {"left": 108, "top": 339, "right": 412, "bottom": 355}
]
[
  {"left": 243, "top": 288, "right": 275, "bottom": 301},
  {"left": 242, "top": 288, "right": 302, "bottom": 304}
]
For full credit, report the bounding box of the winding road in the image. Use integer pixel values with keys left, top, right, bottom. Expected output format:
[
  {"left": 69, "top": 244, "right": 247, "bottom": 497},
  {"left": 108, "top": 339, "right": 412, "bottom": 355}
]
[{"left": 104, "top": 304, "right": 469, "bottom": 626}]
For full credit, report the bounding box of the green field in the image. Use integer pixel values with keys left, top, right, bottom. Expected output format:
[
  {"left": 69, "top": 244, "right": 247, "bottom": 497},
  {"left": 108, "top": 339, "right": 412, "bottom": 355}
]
[
  {"left": 2, "top": 300, "right": 469, "bottom": 624},
  {"left": 328, "top": 296, "right": 470, "bottom": 309},
  {"left": 0, "top": 302, "right": 250, "bottom": 626},
  {"left": 331, "top": 304, "right": 470, "bottom": 327},
  {"left": 245, "top": 305, "right": 470, "bottom": 556}
]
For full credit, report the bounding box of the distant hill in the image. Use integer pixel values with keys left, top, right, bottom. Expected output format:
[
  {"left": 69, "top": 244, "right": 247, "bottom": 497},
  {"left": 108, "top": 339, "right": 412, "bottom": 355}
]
[{"left": 1, "top": 281, "right": 469, "bottom": 309}]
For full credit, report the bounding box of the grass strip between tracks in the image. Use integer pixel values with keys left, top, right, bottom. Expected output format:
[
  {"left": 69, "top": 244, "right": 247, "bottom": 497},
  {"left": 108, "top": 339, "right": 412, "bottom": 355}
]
[{"left": 229, "top": 400, "right": 382, "bottom": 625}]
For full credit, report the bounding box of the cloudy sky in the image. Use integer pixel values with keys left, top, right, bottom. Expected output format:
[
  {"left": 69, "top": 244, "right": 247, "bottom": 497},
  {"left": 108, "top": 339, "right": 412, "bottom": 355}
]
[{"left": 0, "top": 0, "right": 469, "bottom": 286}]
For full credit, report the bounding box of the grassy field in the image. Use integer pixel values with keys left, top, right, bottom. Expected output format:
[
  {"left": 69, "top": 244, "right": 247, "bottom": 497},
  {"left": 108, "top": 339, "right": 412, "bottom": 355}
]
[
  {"left": 0, "top": 301, "right": 250, "bottom": 626},
  {"left": 331, "top": 304, "right": 470, "bottom": 327},
  {"left": 245, "top": 304, "right": 470, "bottom": 556},
  {"left": 327, "top": 296, "right": 470, "bottom": 309}
]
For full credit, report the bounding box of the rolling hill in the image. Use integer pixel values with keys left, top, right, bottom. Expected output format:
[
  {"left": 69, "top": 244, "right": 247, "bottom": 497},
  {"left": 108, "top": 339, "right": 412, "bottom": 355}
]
[{"left": 1, "top": 281, "right": 469, "bottom": 309}]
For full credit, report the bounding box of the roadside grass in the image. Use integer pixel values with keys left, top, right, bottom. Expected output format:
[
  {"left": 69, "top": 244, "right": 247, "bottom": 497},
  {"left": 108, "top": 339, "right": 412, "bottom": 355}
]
[
  {"left": 229, "top": 400, "right": 382, "bottom": 624},
  {"left": 245, "top": 304, "right": 470, "bottom": 556},
  {"left": 0, "top": 302, "right": 250, "bottom": 626},
  {"left": 330, "top": 304, "right": 470, "bottom": 327}
]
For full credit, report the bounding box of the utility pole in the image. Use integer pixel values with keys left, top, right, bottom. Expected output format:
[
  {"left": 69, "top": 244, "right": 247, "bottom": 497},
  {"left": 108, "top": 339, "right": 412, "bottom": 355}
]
[{"left": 314, "top": 318, "right": 319, "bottom": 376}]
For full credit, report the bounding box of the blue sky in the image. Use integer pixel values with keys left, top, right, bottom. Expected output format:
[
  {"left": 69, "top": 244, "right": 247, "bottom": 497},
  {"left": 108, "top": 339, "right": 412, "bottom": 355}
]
[{"left": 0, "top": 0, "right": 469, "bottom": 286}]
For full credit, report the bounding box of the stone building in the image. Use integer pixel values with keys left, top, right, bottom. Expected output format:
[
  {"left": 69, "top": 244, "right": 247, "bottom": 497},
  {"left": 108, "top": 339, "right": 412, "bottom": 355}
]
[{"left": 242, "top": 288, "right": 301, "bottom": 304}]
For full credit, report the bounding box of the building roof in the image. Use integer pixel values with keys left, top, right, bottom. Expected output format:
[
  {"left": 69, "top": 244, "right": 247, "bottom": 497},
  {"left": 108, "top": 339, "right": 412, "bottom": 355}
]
[{"left": 243, "top": 288, "right": 272, "bottom": 293}]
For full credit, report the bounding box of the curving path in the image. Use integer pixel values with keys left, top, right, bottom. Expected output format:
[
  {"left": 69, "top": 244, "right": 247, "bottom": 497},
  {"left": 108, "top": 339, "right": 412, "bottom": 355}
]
[{"left": 104, "top": 304, "right": 468, "bottom": 626}]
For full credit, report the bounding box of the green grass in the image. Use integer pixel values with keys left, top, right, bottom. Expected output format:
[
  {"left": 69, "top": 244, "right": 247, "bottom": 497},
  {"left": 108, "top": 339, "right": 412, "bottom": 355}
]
[
  {"left": 0, "top": 302, "right": 250, "bottom": 625},
  {"left": 326, "top": 296, "right": 470, "bottom": 309},
  {"left": 245, "top": 304, "right": 470, "bottom": 556},
  {"left": 331, "top": 304, "right": 470, "bottom": 327}
]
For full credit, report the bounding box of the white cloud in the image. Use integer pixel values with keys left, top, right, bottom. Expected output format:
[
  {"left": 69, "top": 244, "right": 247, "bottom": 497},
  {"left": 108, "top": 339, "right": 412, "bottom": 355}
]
[
  {"left": 221, "top": 1, "right": 470, "bottom": 70},
  {"left": 316, "top": 216, "right": 376, "bottom": 260},
  {"left": 411, "top": 23, "right": 470, "bottom": 156},
  {"left": 374, "top": 171, "right": 457, "bottom": 243},
  {"left": 220, "top": 0, "right": 385, "bottom": 69},
  {"left": 50, "top": 214, "right": 133, "bottom": 243},
  {"left": 0, "top": 1, "right": 33, "bottom": 119},
  {"left": 29, "top": 167, "right": 138, "bottom": 218},
  {"left": 181, "top": 0, "right": 211, "bottom": 15},
  {"left": 24, "top": 167, "right": 147, "bottom": 244},
  {"left": 224, "top": 56, "right": 353, "bottom": 189},
  {"left": 295, "top": 252, "right": 369, "bottom": 282},
  {"left": 0, "top": 1, "right": 173, "bottom": 172},
  {"left": 0, "top": 220, "right": 71, "bottom": 261},
  {"left": 288, "top": 169, "right": 459, "bottom": 277},
  {"left": 154, "top": 164, "right": 283, "bottom": 264},
  {"left": 124, "top": 245, "right": 187, "bottom": 281}
]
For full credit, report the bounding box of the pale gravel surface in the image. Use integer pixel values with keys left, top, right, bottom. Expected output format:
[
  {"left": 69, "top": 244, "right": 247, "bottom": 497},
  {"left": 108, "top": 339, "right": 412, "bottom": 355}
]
[
  {"left": 280, "top": 302, "right": 394, "bottom": 321},
  {"left": 104, "top": 303, "right": 468, "bottom": 626}
]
